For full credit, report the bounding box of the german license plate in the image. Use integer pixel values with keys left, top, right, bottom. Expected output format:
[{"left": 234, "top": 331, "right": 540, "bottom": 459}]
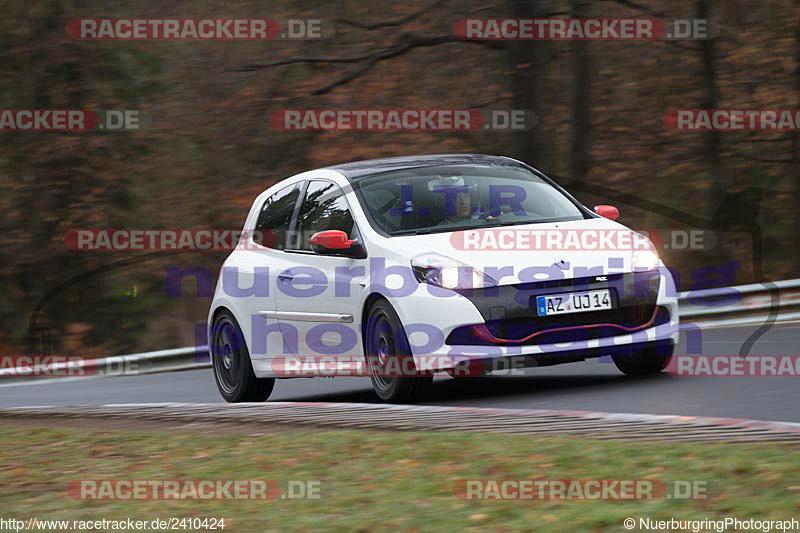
[{"left": 536, "top": 289, "right": 612, "bottom": 316}]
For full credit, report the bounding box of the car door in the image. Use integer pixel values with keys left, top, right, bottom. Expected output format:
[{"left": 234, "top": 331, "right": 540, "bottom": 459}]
[
  {"left": 274, "top": 179, "right": 368, "bottom": 358},
  {"left": 235, "top": 182, "right": 303, "bottom": 360}
]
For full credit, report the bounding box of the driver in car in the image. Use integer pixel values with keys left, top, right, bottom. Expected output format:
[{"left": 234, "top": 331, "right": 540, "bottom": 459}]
[{"left": 439, "top": 186, "right": 482, "bottom": 226}]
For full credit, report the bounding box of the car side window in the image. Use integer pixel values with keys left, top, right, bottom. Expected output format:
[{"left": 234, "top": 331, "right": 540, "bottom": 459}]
[
  {"left": 254, "top": 184, "right": 301, "bottom": 250},
  {"left": 293, "top": 180, "right": 355, "bottom": 251}
]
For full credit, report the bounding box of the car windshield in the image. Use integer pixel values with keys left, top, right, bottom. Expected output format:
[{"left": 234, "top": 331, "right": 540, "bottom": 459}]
[{"left": 355, "top": 164, "right": 586, "bottom": 235}]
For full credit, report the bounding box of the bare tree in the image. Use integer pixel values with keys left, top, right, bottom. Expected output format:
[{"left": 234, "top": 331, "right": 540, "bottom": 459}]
[
  {"left": 794, "top": 25, "right": 800, "bottom": 264},
  {"left": 698, "top": 0, "right": 725, "bottom": 204},
  {"left": 234, "top": 1, "right": 559, "bottom": 164},
  {"left": 569, "top": 0, "right": 591, "bottom": 181},
  {"left": 504, "top": 0, "right": 548, "bottom": 167}
]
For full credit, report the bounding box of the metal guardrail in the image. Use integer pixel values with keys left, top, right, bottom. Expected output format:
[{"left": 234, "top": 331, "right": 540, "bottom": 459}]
[
  {"left": 4, "top": 279, "right": 799, "bottom": 380},
  {"left": 678, "top": 278, "right": 800, "bottom": 328},
  {"left": 0, "top": 347, "right": 210, "bottom": 382}
]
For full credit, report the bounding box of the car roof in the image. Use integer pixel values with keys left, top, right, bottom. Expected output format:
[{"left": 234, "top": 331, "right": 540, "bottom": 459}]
[{"left": 324, "top": 154, "right": 525, "bottom": 180}]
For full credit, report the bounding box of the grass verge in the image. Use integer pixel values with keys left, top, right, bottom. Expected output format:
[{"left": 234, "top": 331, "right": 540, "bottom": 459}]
[{"left": 1, "top": 424, "right": 799, "bottom": 531}]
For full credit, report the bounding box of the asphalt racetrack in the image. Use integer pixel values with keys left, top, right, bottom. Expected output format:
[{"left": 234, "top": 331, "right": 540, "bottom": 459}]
[{"left": 2, "top": 322, "right": 798, "bottom": 422}]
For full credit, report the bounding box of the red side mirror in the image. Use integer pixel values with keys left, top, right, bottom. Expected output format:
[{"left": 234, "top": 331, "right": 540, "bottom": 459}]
[
  {"left": 310, "top": 230, "right": 353, "bottom": 251},
  {"left": 593, "top": 205, "right": 619, "bottom": 221}
]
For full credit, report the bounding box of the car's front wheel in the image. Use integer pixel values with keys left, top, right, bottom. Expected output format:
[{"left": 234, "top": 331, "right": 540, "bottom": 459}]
[
  {"left": 365, "top": 299, "right": 433, "bottom": 403},
  {"left": 612, "top": 343, "right": 673, "bottom": 376},
  {"left": 210, "top": 309, "right": 275, "bottom": 402}
]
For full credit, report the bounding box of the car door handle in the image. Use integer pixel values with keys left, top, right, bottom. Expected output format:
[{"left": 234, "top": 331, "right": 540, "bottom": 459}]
[{"left": 277, "top": 273, "right": 294, "bottom": 282}]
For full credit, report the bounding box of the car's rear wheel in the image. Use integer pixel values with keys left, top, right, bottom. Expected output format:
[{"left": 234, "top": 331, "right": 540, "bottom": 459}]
[
  {"left": 365, "top": 299, "right": 433, "bottom": 403},
  {"left": 210, "top": 309, "right": 275, "bottom": 402},
  {"left": 612, "top": 343, "right": 673, "bottom": 376}
]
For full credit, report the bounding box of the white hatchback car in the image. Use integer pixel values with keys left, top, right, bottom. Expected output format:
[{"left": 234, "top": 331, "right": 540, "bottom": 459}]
[{"left": 208, "top": 154, "right": 679, "bottom": 402}]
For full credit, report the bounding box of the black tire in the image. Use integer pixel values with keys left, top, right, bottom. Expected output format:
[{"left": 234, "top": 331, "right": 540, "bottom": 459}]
[
  {"left": 210, "top": 309, "right": 275, "bottom": 402},
  {"left": 364, "top": 299, "right": 433, "bottom": 403},
  {"left": 612, "top": 343, "right": 673, "bottom": 377}
]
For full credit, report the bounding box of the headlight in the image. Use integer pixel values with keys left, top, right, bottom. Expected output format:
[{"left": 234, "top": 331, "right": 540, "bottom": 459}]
[
  {"left": 411, "top": 253, "right": 497, "bottom": 290},
  {"left": 632, "top": 248, "right": 660, "bottom": 271}
]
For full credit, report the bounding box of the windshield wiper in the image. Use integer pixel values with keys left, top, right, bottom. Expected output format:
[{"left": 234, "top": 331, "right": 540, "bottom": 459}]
[{"left": 391, "top": 228, "right": 435, "bottom": 236}]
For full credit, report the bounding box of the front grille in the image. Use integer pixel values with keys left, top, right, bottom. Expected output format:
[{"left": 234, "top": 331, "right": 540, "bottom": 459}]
[
  {"left": 446, "top": 271, "right": 667, "bottom": 346},
  {"left": 445, "top": 306, "right": 670, "bottom": 346}
]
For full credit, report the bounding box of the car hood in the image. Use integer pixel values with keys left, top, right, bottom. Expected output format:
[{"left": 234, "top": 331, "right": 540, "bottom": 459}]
[{"left": 387, "top": 217, "right": 648, "bottom": 285}]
